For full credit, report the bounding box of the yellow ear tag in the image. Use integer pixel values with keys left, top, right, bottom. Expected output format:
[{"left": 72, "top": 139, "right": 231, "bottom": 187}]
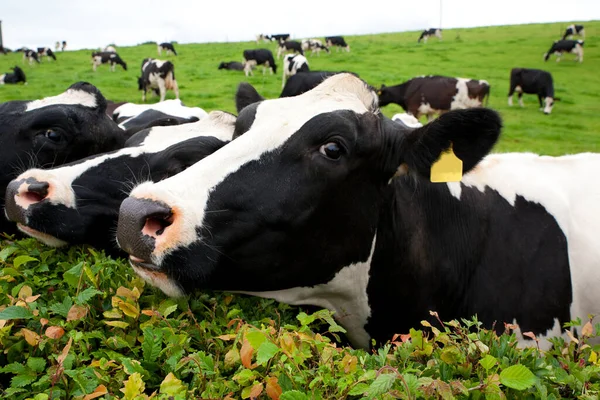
[{"left": 430, "top": 144, "right": 463, "bottom": 183}]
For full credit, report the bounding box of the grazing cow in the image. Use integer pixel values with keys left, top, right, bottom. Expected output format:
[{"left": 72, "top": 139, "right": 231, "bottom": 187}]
[
  {"left": 5, "top": 111, "right": 235, "bottom": 255},
  {"left": 158, "top": 42, "right": 177, "bottom": 56},
  {"left": 37, "top": 47, "right": 57, "bottom": 61},
  {"left": 23, "top": 50, "right": 40, "bottom": 65},
  {"left": 138, "top": 58, "right": 179, "bottom": 102},
  {"left": 508, "top": 68, "right": 557, "bottom": 114},
  {"left": 0, "top": 66, "right": 27, "bottom": 84},
  {"left": 562, "top": 24, "right": 585, "bottom": 40},
  {"left": 55, "top": 41, "right": 60, "bottom": 52},
  {"left": 544, "top": 40, "right": 584, "bottom": 63},
  {"left": 418, "top": 28, "right": 442, "bottom": 43},
  {"left": 325, "top": 36, "right": 350, "bottom": 52},
  {"left": 377, "top": 75, "right": 491, "bottom": 120},
  {"left": 61, "top": 41, "right": 67, "bottom": 51},
  {"left": 104, "top": 45, "right": 117, "bottom": 53},
  {"left": 0, "top": 82, "right": 127, "bottom": 235},
  {"left": 282, "top": 54, "right": 309, "bottom": 88},
  {"left": 218, "top": 61, "right": 245, "bottom": 71},
  {"left": 301, "top": 39, "right": 330, "bottom": 56},
  {"left": 276, "top": 40, "right": 304, "bottom": 58},
  {"left": 92, "top": 51, "right": 128, "bottom": 71},
  {"left": 266, "top": 34, "right": 291, "bottom": 43},
  {"left": 242, "top": 49, "right": 277, "bottom": 76},
  {"left": 116, "top": 73, "right": 600, "bottom": 351},
  {"left": 256, "top": 34, "right": 270, "bottom": 43},
  {"left": 112, "top": 99, "right": 207, "bottom": 123}
]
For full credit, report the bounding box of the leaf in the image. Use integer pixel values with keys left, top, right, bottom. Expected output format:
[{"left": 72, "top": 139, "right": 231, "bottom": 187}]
[
  {"left": 246, "top": 330, "right": 267, "bottom": 350},
  {"left": 83, "top": 385, "right": 108, "bottom": 400},
  {"left": 117, "top": 301, "right": 139, "bottom": 319},
  {"left": 104, "top": 321, "right": 130, "bottom": 329},
  {"left": 63, "top": 262, "right": 84, "bottom": 288},
  {"left": 0, "top": 305, "right": 34, "bottom": 320},
  {"left": 142, "top": 327, "right": 163, "bottom": 363},
  {"left": 11, "top": 373, "right": 37, "bottom": 387},
  {"left": 479, "top": 354, "right": 498, "bottom": 370},
  {"left": 67, "top": 304, "right": 88, "bottom": 321},
  {"left": 45, "top": 326, "right": 65, "bottom": 339},
  {"left": 499, "top": 364, "right": 537, "bottom": 391},
  {"left": 13, "top": 255, "right": 38, "bottom": 269},
  {"left": 0, "top": 245, "right": 18, "bottom": 261},
  {"left": 18, "top": 285, "right": 33, "bottom": 299},
  {"left": 241, "top": 337, "right": 254, "bottom": 369},
  {"left": 20, "top": 328, "right": 41, "bottom": 346},
  {"left": 224, "top": 348, "right": 241, "bottom": 369},
  {"left": 256, "top": 341, "right": 279, "bottom": 365},
  {"left": 266, "top": 376, "right": 282, "bottom": 400},
  {"left": 279, "top": 391, "right": 310, "bottom": 400},
  {"left": 49, "top": 296, "right": 73, "bottom": 318},
  {"left": 0, "top": 362, "right": 28, "bottom": 374},
  {"left": 27, "top": 357, "right": 46, "bottom": 373},
  {"left": 582, "top": 321, "right": 594, "bottom": 337},
  {"left": 348, "top": 382, "right": 369, "bottom": 396},
  {"left": 158, "top": 299, "right": 178, "bottom": 317},
  {"left": 120, "top": 372, "right": 145, "bottom": 400},
  {"left": 243, "top": 382, "right": 263, "bottom": 399},
  {"left": 233, "top": 369, "right": 256, "bottom": 386},
  {"left": 76, "top": 288, "right": 103, "bottom": 305},
  {"left": 160, "top": 372, "right": 186, "bottom": 395},
  {"left": 366, "top": 373, "right": 396, "bottom": 397},
  {"left": 57, "top": 337, "right": 73, "bottom": 364}
]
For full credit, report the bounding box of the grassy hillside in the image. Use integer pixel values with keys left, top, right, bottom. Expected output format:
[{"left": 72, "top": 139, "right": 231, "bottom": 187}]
[{"left": 1, "top": 21, "right": 598, "bottom": 155}]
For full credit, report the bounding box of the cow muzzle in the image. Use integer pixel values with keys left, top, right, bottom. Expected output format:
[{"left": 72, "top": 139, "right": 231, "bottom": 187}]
[{"left": 5, "top": 178, "right": 50, "bottom": 224}]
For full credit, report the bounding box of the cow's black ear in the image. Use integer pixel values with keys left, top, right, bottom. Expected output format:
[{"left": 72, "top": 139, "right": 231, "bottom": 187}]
[{"left": 236, "top": 82, "right": 265, "bottom": 113}]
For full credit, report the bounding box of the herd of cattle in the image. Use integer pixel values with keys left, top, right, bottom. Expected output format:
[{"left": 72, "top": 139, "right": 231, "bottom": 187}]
[{"left": 0, "top": 23, "right": 597, "bottom": 351}]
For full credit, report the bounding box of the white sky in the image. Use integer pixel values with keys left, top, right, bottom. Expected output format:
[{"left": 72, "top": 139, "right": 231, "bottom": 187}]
[{"left": 1, "top": 0, "right": 598, "bottom": 50}]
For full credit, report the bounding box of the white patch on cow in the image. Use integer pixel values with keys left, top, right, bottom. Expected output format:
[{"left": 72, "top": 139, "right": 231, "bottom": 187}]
[
  {"left": 573, "top": 43, "right": 584, "bottom": 62},
  {"left": 244, "top": 59, "right": 257, "bottom": 76},
  {"left": 150, "top": 59, "right": 166, "bottom": 69},
  {"left": 237, "top": 235, "right": 377, "bottom": 349},
  {"left": 507, "top": 95, "right": 513, "bottom": 106},
  {"left": 451, "top": 78, "right": 483, "bottom": 110},
  {"left": 115, "top": 99, "right": 207, "bottom": 126},
  {"left": 129, "top": 74, "right": 378, "bottom": 265},
  {"left": 417, "top": 103, "right": 441, "bottom": 120},
  {"left": 17, "top": 223, "right": 68, "bottom": 247},
  {"left": 446, "top": 181, "right": 462, "bottom": 200},
  {"left": 392, "top": 113, "right": 422, "bottom": 128},
  {"left": 0, "top": 74, "right": 5, "bottom": 84},
  {"left": 282, "top": 54, "right": 308, "bottom": 88},
  {"left": 514, "top": 85, "right": 523, "bottom": 93},
  {"left": 131, "top": 263, "right": 184, "bottom": 297},
  {"left": 25, "top": 89, "right": 97, "bottom": 111},
  {"left": 543, "top": 97, "right": 553, "bottom": 114}
]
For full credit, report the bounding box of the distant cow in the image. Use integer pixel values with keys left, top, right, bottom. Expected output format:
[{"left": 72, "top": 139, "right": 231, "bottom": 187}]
[
  {"left": 544, "top": 40, "right": 584, "bottom": 63},
  {"left": 158, "top": 42, "right": 177, "bottom": 56},
  {"left": 282, "top": 54, "right": 309, "bottom": 88},
  {"left": 37, "top": 47, "right": 57, "bottom": 61},
  {"left": 266, "top": 34, "right": 291, "bottom": 43},
  {"left": 277, "top": 40, "right": 304, "bottom": 58},
  {"left": 508, "top": 68, "right": 557, "bottom": 114},
  {"left": 325, "top": 36, "right": 350, "bottom": 52},
  {"left": 92, "top": 51, "right": 127, "bottom": 71},
  {"left": 218, "top": 61, "right": 245, "bottom": 71},
  {"left": 418, "top": 28, "right": 442, "bottom": 43},
  {"left": 55, "top": 41, "right": 60, "bottom": 51},
  {"left": 104, "top": 45, "right": 117, "bottom": 53},
  {"left": 301, "top": 39, "right": 330, "bottom": 56},
  {"left": 0, "top": 66, "right": 27, "bottom": 84},
  {"left": 138, "top": 58, "right": 179, "bottom": 102},
  {"left": 378, "top": 75, "right": 491, "bottom": 120},
  {"left": 23, "top": 50, "right": 40, "bottom": 65},
  {"left": 243, "top": 49, "right": 277, "bottom": 76},
  {"left": 563, "top": 24, "right": 585, "bottom": 40},
  {"left": 61, "top": 41, "right": 67, "bottom": 51}
]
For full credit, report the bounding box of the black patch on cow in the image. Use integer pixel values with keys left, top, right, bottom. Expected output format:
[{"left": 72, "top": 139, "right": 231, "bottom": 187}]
[
  {"left": 120, "top": 110, "right": 198, "bottom": 134},
  {"left": 235, "top": 82, "right": 265, "bottom": 114},
  {"left": 234, "top": 102, "right": 260, "bottom": 138}
]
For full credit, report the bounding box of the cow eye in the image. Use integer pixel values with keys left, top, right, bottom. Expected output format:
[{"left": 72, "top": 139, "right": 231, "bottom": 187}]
[
  {"left": 44, "top": 129, "right": 62, "bottom": 142},
  {"left": 319, "top": 142, "right": 343, "bottom": 160}
]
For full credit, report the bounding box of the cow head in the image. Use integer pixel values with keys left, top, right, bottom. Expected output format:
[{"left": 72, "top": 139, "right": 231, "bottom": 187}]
[
  {"left": 376, "top": 84, "right": 395, "bottom": 107},
  {"left": 116, "top": 74, "right": 501, "bottom": 302},
  {"left": 12, "top": 66, "right": 26, "bottom": 84},
  {"left": 543, "top": 97, "right": 555, "bottom": 114},
  {"left": 218, "top": 62, "right": 227, "bottom": 69}
]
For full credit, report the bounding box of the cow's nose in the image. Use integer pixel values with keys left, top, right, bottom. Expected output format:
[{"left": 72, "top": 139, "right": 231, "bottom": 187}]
[
  {"left": 117, "top": 197, "right": 174, "bottom": 262},
  {"left": 4, "top": 179, "right": 50, "bottom": 223}
]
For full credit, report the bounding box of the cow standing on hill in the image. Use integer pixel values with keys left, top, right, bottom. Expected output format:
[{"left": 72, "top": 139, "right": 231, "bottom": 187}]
[
  {"left": 325, "top": 36, "right": 350, "bottom": 52},
  {"left": 23, "top": 50, "right": 40, "bottom": 65},
  {"left": 61, "top": 41, "right": 67, "bottom": 51},
  {"left": 544, "top": 40, "right": 584, "bottom": 63},
  {"left": 138, "top": 58, "right": 179, "bottom": 102},
  {"left": 92, "top": 51, "right": 128, "bottom": 71},
  {"left": 418, "top": 28, "right": 442, "bottom": 43},
  {"left": 277, "top": 40, "right": 304, "bottom": 58},
  {"left": 37, "top": 47, "right": 57, "bottom": 61},
  {"left": 243, "top": 49, "right": 277, "bottom": 76},
  {"left": 158, "top": 42, "right": 178, "bottom": 56},
  {"left": 301, "top": 39, "right": 330, "bottom": 56},
  {"left": 508, "top": 68, "right": 557, "bottom": 114},
  {"left": 562, "top": 24, "right": 585, "bottom": 40}
]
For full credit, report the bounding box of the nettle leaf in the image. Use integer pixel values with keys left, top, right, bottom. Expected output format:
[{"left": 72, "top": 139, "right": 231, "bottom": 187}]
[
  {"left": 0, "top": 306, "right": 34, "bottom": 320},
  {"left": 500, "top": 364, "right": 537, "bottom": 390},
  {"left": 158, "top": 299, "right": 178, "bottom": 318},
  {"left": 76, "top": 288, "right": 103, "bottom": 305},
  {"left": 13, "top": 255, "right": 39, "bottom": 269},
  {"left": 256, "top": 341, "right": 279, "bottom": 365},
  {"left": 366, "top": 373, "right": 396, "bottom": 397},
  {"left": 27, "top": 357, "right": 47, "bottom": 373},
  {"left": 142, "top": 327, "right": 163, "bottom": 363},
  {"left": 0, "top": 245, "right": 18, "bottom": 261},
  {"left": 49, "top": 296, "right": 73, "bottom": 318},
  {"left": 296, "top": 312, "right": 315, "bottom": 326},
  {"left": 63, "top": 262, "right": 84, "bottom": 288},
  {"left": 348, "top": 382, "right": 369, "bottom": 396},
  {"left": 279, "top": 390, "right": 310, "bottom": 400},
  {"left": 11, "top": 372, "right": 37, "bottom": 388},
  {"left": 1, "top": 362, "right": 28, "bottom": 374}
]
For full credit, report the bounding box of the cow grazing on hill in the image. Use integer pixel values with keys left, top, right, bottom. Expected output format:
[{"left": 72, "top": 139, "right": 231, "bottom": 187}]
[
  {"left": 277, "top": 40, "right": 304, "bottom": 58},
  {"left": 5, "top": 112, "right": 235, "bottom": 255},
  {"left": 562, "top": 24, "right": 585, "bottom": 40},
  {"left": 23, "top": 50, "right": 40, "bottom": 65},
  {"left": 266, "top": 34, "right": 291, "bottom": 43},
  {"left": 0, "top": 66, "right": 27, "bottom": 84},
  {"left": 92, "top": 51, "right": 128, "bottom": 71},
  {"left": 243, "top": 49, "right": 277, "bottom": 76},
  {"left": 508, "top": 68, "right": 557, "bottom": 114},
  {"left": 325, "top": 36, "right": 350, "bottom": 52},
  {"left": 116, "top": 73, "right": 600, "bottom": 351},
  {"left": 282, "top": 54, "right": 309, "bottom": 88},
  {"left": 0, "top": 82, "right": 127, "bottom": 235},
  {"left": 158, "top": 42, "right": 177, "bottom": 56},
  {"left": 544, "top": 40, "right": 584, "bottom": 63},
  {"left": 301, "top": 39, "right": 330, "bottom": 56},
  {"left": 55, "top": 41, "right": 60, "bottom": 51},
  {"left": 418, "top": 28, "right": 442, "bottom": 43},
  {"left": 218, "top": 61, "right": 245, "bottom": 71},
  {"left": 138, "top": 58, "right": 179, "bottom": 102},
  {"left": 378, "top": 75, "right": 491, "bottom": 120},
  {"left": 37, "top": 47, "right": 57, "bottom": 61},
  {"left": 104, "top": 45, "right": 117, "bottom": 53}
]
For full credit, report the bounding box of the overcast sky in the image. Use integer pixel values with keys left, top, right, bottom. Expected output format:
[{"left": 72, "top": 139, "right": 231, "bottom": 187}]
[{"left": 1, "top": 0, "right": 598, "bottom": 50}]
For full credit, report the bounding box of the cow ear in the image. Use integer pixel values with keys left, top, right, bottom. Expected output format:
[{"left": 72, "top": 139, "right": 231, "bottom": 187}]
[
  {"left": 384, "top": 108, "right": 502, "bottom": 179},
  {"left": 236, "top": 82, "right": 265, "bottom": 113}
]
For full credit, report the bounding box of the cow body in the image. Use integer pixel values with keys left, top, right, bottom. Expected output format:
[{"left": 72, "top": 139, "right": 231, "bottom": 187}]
[
  {"left": 242, "top": 49, "right": 277, "bottom": 76},
  {"left": 92, "top": 51, "right": 127, "bottom": 71},
  {"left": 218, "top": 61, "right": 245, "bottom": 71},
  {"left": 23, "top": 50, "right": 40, "bottom": 65},
  {"left": 280, "top": 71, "right": 340, "bottom": 97},
  {"left": 37, "top": 47, "right": 57, "bottom": 61},
  {"left": 562, "top": 24, "right": 585, "bottom": 40},
  {"left": 301, "top": 39, "right": 330, "bottom": 56},
  {"left": 158, "top": 42, "right": 177, "bottom": 56},
  {"left": 544, "top": 40, "right": 584, "bottom": 62},
  {"left": 0, "top": 66, "right": 26, "bottom": 84},
  {"left": 61, "top": 41, "right": 67, "bottom": 51},
  {"left": 264, "top": 34, "right": 290, "bottom": 43},
  {"left": 282, "top": 54, "right": 309, "bottom": 89},
  {"left": 325, "top": 36, "right": 350, "bottom": 52},
  {"left": 378, "top": 76, "right": 490, "bottom": 120},
  {"left": 418, "top": 28, "right": 442, "bottom": 43},
  {"left": 277, "top": 40, "right": 304, "bottom": 58},
  {"left": 508, "top": 68, "right": 555, "bottom": 114},
  {"left": 138, "top": 58, "right": 179, "bottom": 102},
  {"left": 112, "top": 99, "right": 207, "bottom": 124},
  {"left": 5, "top": 112, "right": 235, "bottom": 255},
  {"left": 104, "top": 45, "right": 117, "bottom": 53},
  {"left": 116, "top": 74, "right": 600, "bottom": 351}
]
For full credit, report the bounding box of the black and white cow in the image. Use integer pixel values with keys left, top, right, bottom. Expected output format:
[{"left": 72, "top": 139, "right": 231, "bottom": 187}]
[
  {"left": 4, "top": 111, "right": 235, "bottom": 255},
  {"left": 138, "top": 58, "right": 179, "bottom": 102},
  {"left": 264, "top": 34, "right": 290, "bottom": 43},
  {"left": 242, "top": 49, "right": 277, "bottom": 76},
  {"left": 61, "top": 41, "right": 67, "bottom": 51},
  {"left": 116, "top": 73, "right": 600, "bottom": 351},
  {"left": 112, "top": 99, "right": 207, "bottom": 124},
  {"left": 276, "top": 40, "right": 304, "bottom": 58},
  {"left": 0, "top": 66, "right": 27, "bottom": 85},
  {"left": 37, "top": 47, "right": 57, "bottom": 61},
  {"left": 0, "top": 82, "right": 127, "bottom": 235},
  {"left": 23, "top": 50, "right": 40, "bottom": 65},
  {"left": 301, "top": 39, "right": 330, "bottom": 56},
  {"left": 508, "top": 68, "right": 557, "bottom": 114},
  {"left": 378, "top": 75, "right": 491, "bottom": 120},
  {"left": 282, "top": 54, "right": 309, "bottom": 88},
  {"left": 325, "top": 36, "right": 350, "bottom": 52},
  {"left": 157, "top": 42, "right": 177, "bottom": 56},
  {"left": 544, "top": 40, "right": 584, "bottom": 63},
  {"left": 279, "top": 71, "right": 341, "bottom": 98},
  {"left": 218, "top": 61, "right": 245, "bottom": 71},
  {"left": 562, "top": 24, "right": 585, "bottom": 40},
  {"left": 104, "top": 45, "right": 117, "bottom": 53},
  {"left": 92, "top": 51, "right": 128, "bottom": 71},
  {"left": 418, "top": 28, "right": 442, "bottom": 43}
]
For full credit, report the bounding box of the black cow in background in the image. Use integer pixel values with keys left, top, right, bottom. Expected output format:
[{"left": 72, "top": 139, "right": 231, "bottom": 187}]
[
  {"left": 562, "top": 24, "right": 585, "bottom": 40},
  {"left": 325, "top": 36, "right": 350, "bottom": 52},
  {"left": 37, "top": 47, "right": 57, "bottom": 61},
  {"left": 158, "top": 42, "right": 177, "bottom": 56},
  {"left": 418, "top": 28, "right": 442, "bottom": 43},
  {"left": 92, "top": 51, "right": 128, "bottom": 71},
  {"left": 277, "top": 40, "right": 304, "bottom": 58},
  {"left": 0, "top": 66, "right": 27, "bottom": 84},
  {"left": 544, "top": 40, "right": 584, "bottom": 62},
  {"left": 508, "top": 68, "right": 557, "bottom": 114},
  {"left": 23, "top": 50, "right": 40, "bottom": 65},
  {"left": 243, "top": 49, "right": 277, "bottom": 76},
  {"left": 218, "top": 61, "right": 245, "bottom": 71}
]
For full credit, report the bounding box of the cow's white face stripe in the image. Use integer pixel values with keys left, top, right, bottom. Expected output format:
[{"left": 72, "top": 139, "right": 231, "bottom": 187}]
[
  {"left": 25, "top": 89, "right": 97, "bottom": 111},
  {"left": 543, "top": 97, "right": 553, "bottom": 114}
]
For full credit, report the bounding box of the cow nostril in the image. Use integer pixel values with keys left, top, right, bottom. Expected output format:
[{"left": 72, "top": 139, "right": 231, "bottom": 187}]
[
  {"left": 18, "top": 182, "right": 50, "bottom": 205},
  {"left": 143, "top": 212, "right": 173, "bottom": 237},
  {"left": 22, "top": 190, "right": 46, "bottom": 203}
]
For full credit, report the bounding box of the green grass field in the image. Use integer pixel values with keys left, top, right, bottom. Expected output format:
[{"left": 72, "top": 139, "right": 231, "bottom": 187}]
[{"left": 1, "top": 20, "right": 598, "bottom": 156}]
